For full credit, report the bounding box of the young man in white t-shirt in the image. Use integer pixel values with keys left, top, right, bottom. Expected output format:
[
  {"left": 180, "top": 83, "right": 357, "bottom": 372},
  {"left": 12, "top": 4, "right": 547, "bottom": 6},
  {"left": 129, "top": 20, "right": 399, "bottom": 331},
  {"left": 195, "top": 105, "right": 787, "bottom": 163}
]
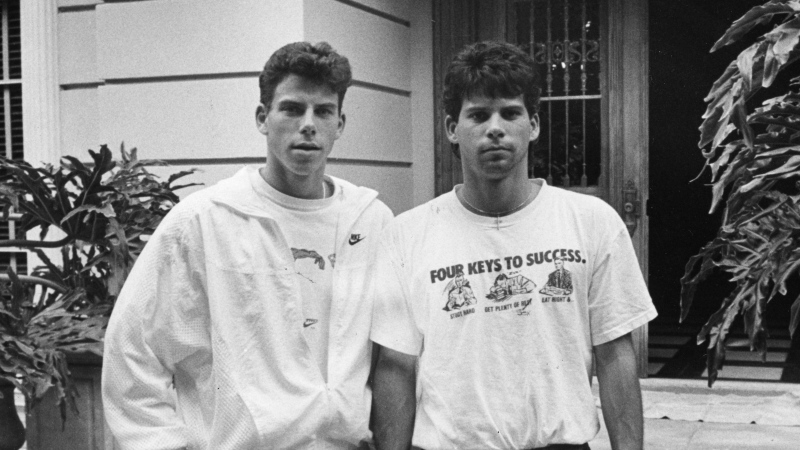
[
  {"left": 103, "top": 42, "right": 393, "bottom": 449},
  {"left": 370, "top": 41, "right": 656, "bottom": 450}
]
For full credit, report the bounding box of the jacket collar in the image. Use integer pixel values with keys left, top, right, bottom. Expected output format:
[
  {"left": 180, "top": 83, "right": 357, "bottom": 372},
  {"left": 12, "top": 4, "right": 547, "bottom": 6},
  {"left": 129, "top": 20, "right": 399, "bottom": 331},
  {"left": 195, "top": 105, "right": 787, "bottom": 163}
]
[{"left": 208, "top": 166, "right": 379, "bottom": 224}]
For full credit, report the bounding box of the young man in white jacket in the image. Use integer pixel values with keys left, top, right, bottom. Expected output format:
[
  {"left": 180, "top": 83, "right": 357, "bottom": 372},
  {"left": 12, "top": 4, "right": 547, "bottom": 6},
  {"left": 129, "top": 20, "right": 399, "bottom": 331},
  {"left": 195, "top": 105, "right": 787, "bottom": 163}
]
[{"left": 102, "top": 41, "right": 393, "bottom": 449}]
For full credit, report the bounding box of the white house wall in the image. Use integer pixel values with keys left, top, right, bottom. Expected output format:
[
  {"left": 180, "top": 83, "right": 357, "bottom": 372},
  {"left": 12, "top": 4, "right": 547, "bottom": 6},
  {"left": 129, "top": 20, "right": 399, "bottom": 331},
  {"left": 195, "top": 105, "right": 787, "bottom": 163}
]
[{"left": 56, "top": 0, "right": 434, "bottom": 214}]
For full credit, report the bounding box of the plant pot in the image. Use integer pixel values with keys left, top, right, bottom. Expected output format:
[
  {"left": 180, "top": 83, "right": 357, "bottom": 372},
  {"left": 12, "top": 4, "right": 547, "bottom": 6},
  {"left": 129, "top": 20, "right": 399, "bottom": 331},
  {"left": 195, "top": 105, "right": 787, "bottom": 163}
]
[
  {"left": 25, "top": 353, "right": 117, "bottom": 450},
  {"left": 0, "top": 379, "right": 25, "bottom": 450}
]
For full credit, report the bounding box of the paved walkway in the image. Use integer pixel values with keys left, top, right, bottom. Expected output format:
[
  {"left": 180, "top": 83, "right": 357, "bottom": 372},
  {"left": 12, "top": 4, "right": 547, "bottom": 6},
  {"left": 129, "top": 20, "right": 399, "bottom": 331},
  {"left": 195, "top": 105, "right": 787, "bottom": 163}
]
[
  {"left": 589, "top": 378, "right": 800, "bottom": 449},
  {"left": 15, "top": 377, "right": 800, "bottom": 449}
]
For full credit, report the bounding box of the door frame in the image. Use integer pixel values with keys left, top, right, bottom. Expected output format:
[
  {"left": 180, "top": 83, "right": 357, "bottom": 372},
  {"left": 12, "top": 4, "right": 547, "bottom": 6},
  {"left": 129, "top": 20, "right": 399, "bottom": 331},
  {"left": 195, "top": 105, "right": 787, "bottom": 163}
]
[{"left": 432, "top": 0, "right": 650, "bottom": 376}]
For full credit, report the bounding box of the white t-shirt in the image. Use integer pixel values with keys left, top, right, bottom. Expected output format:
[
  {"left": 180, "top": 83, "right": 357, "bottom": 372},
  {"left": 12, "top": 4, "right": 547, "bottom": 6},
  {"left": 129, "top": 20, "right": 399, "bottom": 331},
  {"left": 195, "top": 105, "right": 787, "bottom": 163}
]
[
  {"left": 253, "top": 170, "right": 341, "bottom": 381},
  {"left": 371, "top": 180, "right": 657, "bottom": 449}
]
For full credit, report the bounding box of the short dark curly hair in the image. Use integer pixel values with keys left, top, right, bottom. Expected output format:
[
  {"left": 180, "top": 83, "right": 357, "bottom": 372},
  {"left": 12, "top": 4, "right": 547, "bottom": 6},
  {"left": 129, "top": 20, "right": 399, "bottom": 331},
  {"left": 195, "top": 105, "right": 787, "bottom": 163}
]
[
  {"left": 443, "top": 41, "right": 541, "bottom": 120},
  {"left": 259, "top": 41, "right": 352, "bottom": 112}
]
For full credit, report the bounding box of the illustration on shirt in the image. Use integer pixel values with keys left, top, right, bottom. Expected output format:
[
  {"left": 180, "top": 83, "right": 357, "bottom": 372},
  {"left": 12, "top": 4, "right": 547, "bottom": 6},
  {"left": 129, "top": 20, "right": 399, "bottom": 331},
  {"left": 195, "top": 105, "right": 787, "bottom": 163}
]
[
  {"left": 442, "top": 270, "right": 477, "bottom": 311},
  {"left": 292, "top": 248, "right": 326, "bottom": 270},
  {"left": 539, "top": 257, "right": 573, "bottom": 296},
  {"left": 292, "top": 247, "right": 334, "bottom": 329},
  {"left": 486, "top": 273, "right": 536, "bottom": 302}
]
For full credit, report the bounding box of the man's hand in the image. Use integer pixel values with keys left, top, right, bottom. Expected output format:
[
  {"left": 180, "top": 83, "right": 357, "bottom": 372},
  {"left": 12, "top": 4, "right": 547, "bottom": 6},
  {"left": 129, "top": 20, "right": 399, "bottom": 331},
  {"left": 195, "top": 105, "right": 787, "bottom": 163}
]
[
  {"left": 372, "top": 345, "right": 417, "bottom": 450},
  {"left": 594, "top": 332, "right": 644, "bottom": 450}
]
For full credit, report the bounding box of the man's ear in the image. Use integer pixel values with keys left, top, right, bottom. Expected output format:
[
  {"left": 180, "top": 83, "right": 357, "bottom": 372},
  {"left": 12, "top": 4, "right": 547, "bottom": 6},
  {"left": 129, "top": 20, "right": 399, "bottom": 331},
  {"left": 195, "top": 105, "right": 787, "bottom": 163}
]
[
  {"left": 445, "top": 115, "right": 458, "bottom": 144},
  {"left": 529, "top": 113, "right": 540, "bottom": 142},
  {"left": 256, "top": 104, "right": 269, "bottom": 136},
  {"left": 335, "top": 112, "right": 346, "bottom": 140}
]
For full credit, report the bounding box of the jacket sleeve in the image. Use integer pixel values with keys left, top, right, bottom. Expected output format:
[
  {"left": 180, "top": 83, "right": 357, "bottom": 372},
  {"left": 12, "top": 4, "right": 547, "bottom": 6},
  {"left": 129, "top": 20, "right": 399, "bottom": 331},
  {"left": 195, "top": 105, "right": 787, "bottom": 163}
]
[{"left": 102, "top": 204, "right": 208, "bottom": 450}]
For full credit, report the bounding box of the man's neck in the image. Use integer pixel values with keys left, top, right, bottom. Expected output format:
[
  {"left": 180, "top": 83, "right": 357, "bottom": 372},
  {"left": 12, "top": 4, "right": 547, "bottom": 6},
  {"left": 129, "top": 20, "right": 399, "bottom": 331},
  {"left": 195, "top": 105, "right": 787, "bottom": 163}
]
[
  {"left": 259, "top": 166, "right": 327, "bottom": 200},
  {"left": 460, "top": 172, "right": 539, "bottom": 215}
]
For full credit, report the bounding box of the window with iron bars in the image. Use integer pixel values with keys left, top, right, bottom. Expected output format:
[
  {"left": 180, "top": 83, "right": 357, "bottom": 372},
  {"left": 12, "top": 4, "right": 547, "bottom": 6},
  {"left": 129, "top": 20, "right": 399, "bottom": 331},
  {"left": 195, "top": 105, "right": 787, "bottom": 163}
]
[
  {"left": 511, "top": 0, "right": 602, "bottom": 189},
  {"left": 0, "top": 0, "right": 26, "bottom": 285}
]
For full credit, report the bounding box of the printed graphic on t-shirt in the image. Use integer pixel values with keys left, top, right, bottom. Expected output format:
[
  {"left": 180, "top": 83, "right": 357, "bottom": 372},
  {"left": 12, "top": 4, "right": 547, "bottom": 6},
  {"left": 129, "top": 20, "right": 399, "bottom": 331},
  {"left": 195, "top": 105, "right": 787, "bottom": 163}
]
[
  {"left": 292, "top": 247, "right": 336, "bottom": 273},
  {"left": 429, "top": 248, "right": 585, "bottom": 319},
  {"left": 442, "top": 271, "right": 477, "bottom": 312},
  {"left": 486, "top": 273, "right": 535, "bottom": 302},
  {"left": 539, "top": 257, "right": 573, "bottom": 303},
  {"left": 292, "top": 247, "right": 335, "bottom": 327},
  {"left": 292, "top": 248, "right": 326, "bottom": 270}
]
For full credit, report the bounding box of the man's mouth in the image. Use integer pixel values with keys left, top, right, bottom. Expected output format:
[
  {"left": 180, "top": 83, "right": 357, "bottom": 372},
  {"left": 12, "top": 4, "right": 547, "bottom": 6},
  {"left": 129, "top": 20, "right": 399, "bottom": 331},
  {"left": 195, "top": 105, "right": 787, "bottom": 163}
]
[
  {"left": 481, "top": 145, "right": 511, "bottom": 153},
  {"left": 292, "top": 143, "right": 321, "bottom": 150}
]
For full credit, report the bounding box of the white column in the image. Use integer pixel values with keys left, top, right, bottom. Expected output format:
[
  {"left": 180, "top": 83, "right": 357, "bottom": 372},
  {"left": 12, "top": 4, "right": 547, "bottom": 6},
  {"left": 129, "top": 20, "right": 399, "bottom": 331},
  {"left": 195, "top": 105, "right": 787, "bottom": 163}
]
[{"left": 21, "top": 0, "right": 60, "bottom": 166}]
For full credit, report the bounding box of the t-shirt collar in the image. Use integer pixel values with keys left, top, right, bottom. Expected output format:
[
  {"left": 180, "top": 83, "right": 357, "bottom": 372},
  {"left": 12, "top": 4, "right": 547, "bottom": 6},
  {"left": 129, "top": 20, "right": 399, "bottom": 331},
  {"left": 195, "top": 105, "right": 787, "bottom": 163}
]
[
  {"left": 248, "top": 166, "right": 339, "bottom": 212},
  {"left": 448, "top": 179, "right": 548, "bottom": 229}
]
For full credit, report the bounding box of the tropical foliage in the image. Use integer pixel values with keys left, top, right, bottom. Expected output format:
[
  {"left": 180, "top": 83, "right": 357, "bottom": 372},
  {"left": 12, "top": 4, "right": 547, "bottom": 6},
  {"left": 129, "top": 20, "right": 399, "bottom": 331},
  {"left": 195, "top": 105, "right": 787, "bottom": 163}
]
[
  {"left": 0, "top": 145, "right": 198, "bottom": 421},
  {"left": 682, "top": 0, "right": 800, "bottom": 386}
]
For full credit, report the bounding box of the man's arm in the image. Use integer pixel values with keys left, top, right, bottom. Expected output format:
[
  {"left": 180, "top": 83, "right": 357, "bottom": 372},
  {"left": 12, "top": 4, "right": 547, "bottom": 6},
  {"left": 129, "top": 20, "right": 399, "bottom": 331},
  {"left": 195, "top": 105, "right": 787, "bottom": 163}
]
[
  {"left": 372, "top": 345, "right": 417, "bottom": 450},
  {"left": 102, "top": 213, "right": 200, "bottom": 449},
  {"left": 594, "top": 332, "right": 643, "bottom": 450}
]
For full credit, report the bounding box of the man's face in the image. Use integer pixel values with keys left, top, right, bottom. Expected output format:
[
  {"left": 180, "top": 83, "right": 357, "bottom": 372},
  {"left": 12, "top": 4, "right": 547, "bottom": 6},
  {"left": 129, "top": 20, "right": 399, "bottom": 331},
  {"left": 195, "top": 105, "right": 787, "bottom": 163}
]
[
  {"left": 445, "top": 94, "right": 539, "bottom": 181},
  {"left": 555, "top": 259, "right": 564, "bottom": 270},
  {"left": 257, "top": 74, "right": 345, "bottom": 180}
]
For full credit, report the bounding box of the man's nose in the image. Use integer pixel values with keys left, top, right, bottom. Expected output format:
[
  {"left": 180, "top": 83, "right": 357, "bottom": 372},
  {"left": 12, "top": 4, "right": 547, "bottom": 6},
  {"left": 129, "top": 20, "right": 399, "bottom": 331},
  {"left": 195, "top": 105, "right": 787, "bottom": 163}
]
[
  {"left": 300, "top": 109, "right": 316, "bottom": 135},
  {"left": 486, "top": 113, "right": 505, "bottom": 139}
]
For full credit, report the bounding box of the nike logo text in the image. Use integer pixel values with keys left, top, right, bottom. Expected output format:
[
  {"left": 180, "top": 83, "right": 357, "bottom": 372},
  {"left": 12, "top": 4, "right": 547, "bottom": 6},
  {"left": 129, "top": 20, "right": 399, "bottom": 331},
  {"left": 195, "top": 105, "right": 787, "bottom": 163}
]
[{"left": 348, "top": 234, "right": 365, "bottom": 245}]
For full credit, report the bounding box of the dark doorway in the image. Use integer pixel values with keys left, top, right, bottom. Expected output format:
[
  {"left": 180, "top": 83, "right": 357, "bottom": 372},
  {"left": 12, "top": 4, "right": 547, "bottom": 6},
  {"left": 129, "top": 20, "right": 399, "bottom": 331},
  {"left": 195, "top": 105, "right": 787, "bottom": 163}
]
[{"left": 648, "top": 0, "right": 799, "bottom": 382}]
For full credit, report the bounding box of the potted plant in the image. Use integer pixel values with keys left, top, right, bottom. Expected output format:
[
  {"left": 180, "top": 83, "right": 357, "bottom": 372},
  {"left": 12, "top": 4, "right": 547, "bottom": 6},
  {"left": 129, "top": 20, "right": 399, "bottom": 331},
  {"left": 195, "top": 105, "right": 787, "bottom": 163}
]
[
  {"left": 681, "top": 0, "right": 800, "bottom": 386},
  {"left": 0, "top": 145, "right": 198, "bottom": 448}
]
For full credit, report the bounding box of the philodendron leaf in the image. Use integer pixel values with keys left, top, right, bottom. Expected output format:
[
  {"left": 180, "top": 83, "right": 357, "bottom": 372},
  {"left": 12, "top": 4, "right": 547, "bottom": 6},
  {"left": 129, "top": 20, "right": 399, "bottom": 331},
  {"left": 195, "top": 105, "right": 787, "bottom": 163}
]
[
  {"left": 752, "top": 154, "right": 800, "bottom": 180},
  {"left": 750, "top": 115, "right": 800, "bottom": 133},
  {"left": 763, "top": 18, "right": 800, "bottom": 87},
  {"left": 710, "top": 142, "right": 745, "bottom": 181},
  {"left": 790, "top": 293, "right": 800, "bottom": 337},
  {"left": 60, "top": 156, "right": 90, "bottom": 177},
  {"left": 700, "top": 63, "right": 738, "bottom": 149},
  {"left": 734, "top": 100, "right": 755, "bottom": 149},
  {"left": 681, "top": 238, "right": 728, "bottom": 321},
  {"left": 710, "top": 153, "right": 749, "bottom": 213},
  {"left": 709, "top": 288, "right": 747, "bottom": 387},
  {"left": 754, "top": 145, "right": 800, "bottom": 160},
  {"left": 738, "top": 42, "right": 761, "bottom": 93},
  {"left": 711, "top": 1, "right": 800, "bottom": 52},
  {"left": 771, "top": 252, "right": 800, "bottom": 300},
  {"left": 167, "top": 169, "right": 201, "bottom": 186},
  {"left": 60, "top": 203, "right": 116, "bottom": 225}
]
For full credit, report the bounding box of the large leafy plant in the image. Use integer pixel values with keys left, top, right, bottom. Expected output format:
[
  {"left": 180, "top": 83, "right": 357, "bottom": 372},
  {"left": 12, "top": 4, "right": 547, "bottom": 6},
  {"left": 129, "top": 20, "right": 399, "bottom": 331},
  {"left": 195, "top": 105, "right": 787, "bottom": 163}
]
[
  {"left": 0, "top": 145, "right": 198, "bottom": 420},
  {"left": 681, "top": 0, "right": 800, "bottom": 386}
]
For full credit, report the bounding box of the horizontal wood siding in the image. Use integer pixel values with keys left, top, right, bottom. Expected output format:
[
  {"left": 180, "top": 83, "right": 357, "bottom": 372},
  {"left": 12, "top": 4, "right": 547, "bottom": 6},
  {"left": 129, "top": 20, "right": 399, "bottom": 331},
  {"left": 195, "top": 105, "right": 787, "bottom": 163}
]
[
  {"left": 58, "top": 9, "right": 95, "bottom": 84},
  {"left": 339, "top": 0, "right": 411, "bottom": 22},
  {"left": 60, "top": 87, "right": 99, "bottom": 156},
  {"left": 337, "top": 86, "right": 411, "bottom": 163},
  {"left": 94, "top": 77, "right": 261, "bottom": 160},
  {"left": 305, "top": 0, "right": 410, "bottom": 92},
  {"left": 57, "top": 0, "right": 100, "bottom": 8},
  {"left": 96, "top": 0, "right": 303, "bottom": 80}
]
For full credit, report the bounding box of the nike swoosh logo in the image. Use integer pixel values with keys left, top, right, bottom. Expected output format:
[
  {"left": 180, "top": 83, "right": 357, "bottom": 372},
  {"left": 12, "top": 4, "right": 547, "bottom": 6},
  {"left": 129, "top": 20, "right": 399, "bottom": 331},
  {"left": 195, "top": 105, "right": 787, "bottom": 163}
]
[
  {"left": 348, "top": 234, "right": 365, "bottom": 245},
  {"left": 303, "top": 319, "right": 318, "bottom": 328}
]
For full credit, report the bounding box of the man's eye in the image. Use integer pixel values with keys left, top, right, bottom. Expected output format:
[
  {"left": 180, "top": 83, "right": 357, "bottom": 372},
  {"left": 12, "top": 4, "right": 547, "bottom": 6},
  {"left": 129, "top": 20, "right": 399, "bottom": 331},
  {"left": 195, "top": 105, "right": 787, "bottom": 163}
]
[
  {"left": 470, "top": 112, "right": 488, "bottom": 121},
  {"left": 282, "top": 105, "right": 303, "bottom": 115},
  {"left": 316, "top": 109, "right": 334, "bottom": 117},
  {"left": 503, "top": 110, "right": 522, "bottom": 120}
]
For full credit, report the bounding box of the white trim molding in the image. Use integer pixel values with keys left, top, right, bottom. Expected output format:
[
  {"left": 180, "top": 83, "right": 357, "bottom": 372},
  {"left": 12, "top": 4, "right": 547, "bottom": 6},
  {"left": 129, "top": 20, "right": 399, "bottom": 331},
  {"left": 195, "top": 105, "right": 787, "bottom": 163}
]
[{"left": 21, "top": 0, "right": 60, "bottom": 166}]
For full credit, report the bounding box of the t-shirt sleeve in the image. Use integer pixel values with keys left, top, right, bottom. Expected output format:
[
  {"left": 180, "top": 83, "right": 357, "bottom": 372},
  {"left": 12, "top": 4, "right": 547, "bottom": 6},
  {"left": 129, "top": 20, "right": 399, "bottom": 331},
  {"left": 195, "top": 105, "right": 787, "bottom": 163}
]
[
  {"left": 588, "top": 222, "right": 658, "bottom": 346},
  {"left": 370, "top": 230, "right": 423, "bottom": 356}
]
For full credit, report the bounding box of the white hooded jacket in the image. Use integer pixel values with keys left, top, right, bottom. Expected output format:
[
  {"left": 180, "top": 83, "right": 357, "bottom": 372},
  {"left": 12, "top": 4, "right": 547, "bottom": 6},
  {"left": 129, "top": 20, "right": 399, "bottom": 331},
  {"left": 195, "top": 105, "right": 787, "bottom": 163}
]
[{"left": 102, "top": 167, "right": 393, "bottom": 449}]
